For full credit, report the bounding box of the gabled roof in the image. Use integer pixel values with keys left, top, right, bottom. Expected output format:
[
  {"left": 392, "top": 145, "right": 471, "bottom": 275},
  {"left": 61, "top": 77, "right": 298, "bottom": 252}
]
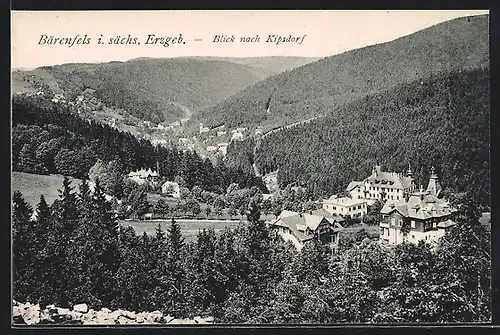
[
  {"left": 346, "top": 181, "right": 363, "bottom": 192},
  {"left": 381, "top": 191, "right": 456, "bottom": 220},
  {"left": 271, "top": 209, "right": 343, "bottom": 243},
  {"left": 303, "top": 214, "right": 325, "bottom": 231},
  {"left": 364, "top": 169, "right": 414, "bottom": 190},
  {"left": 310, "top": 209, "right": 344, "bottom": 221}
]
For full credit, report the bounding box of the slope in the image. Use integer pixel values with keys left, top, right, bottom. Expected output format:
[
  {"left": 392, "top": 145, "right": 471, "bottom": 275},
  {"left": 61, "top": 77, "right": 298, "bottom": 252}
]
[
  {"left": 181, "top": 56, "right": 322, "bottom": 74},
  {"left": 12, "top": 58, "right": 272, "bottom": 123},
  {"left": 248, "top": 68, "right": 490, "bottom": 207},
  {"left": 191, "top": 14, "right": 489, "bottom": 132}
]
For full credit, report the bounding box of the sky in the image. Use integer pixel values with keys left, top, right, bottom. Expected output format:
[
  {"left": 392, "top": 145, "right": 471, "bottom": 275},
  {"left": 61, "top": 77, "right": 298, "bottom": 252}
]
[{"left": 11, "top": 10, "right": 489, "bottom": 69}]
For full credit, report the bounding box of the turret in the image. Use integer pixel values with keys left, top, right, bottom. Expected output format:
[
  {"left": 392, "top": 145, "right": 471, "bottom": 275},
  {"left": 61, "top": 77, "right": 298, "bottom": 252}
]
[
  {"left": 406, "top": 163, "right": 413, "bottom": 177},
  {"left": 426, "top": 166, "right": 441, "bottom": 197}
]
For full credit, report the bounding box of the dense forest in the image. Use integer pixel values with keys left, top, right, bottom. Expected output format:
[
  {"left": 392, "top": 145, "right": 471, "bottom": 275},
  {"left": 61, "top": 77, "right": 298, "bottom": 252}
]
[
  {"left": 191, "top": 14, "right": 488, "bottom": 132},
  {"left": 249, "top": 68, "right": 491, "bottom": 207},
  {"left": 13, "top": 58, "right": 271, "bottom": 123},
  {"left": 13, "top": 179, "right": 491, "bottom": 323},
  {"left": 12, "top": 94, "right": 266, "bottom": 193}
]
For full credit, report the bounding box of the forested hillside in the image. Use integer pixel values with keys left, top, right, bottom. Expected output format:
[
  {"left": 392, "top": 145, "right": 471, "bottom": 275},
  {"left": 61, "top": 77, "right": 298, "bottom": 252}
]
[
  {"left": 244, "top": 68, "right": 489, "bottom": 207},
  {"left": 12, "top": 95, "right": 266, "bottom": 193},
  {"left": 191, "top": 14, "right": 488, "bottom": 131},
  {"left": 12, "top": 58, "right": 271, "bottom": 123},
  {"left": 183, "top": 56, "right": 322, "bottom": 74}
]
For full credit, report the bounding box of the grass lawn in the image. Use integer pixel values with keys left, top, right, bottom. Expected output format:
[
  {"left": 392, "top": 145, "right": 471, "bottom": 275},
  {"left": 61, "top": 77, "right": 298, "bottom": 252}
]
[
  {"left": 121, "top": 219, "right": 247, "bottom": 244},
  {"left": 12, "top": 171, "right": 83, "bottom": 208},
  {"left": 340, "top": 223, "right": 380, "bottom": 240}
]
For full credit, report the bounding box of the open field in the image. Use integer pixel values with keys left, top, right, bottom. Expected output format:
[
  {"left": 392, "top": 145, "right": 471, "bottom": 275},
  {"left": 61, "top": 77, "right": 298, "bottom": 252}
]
[
  {"left": 120, "top": 219, "right": 247, "bottom": 243},
  {"left": 12, "top": 171, "right": 83, "bottom": 208}
]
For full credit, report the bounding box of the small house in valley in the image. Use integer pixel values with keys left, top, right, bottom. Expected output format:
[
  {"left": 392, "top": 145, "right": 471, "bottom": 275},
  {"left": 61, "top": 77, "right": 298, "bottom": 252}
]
[{"left": 161, "top": 181, "right": 181, "bottom": 198}]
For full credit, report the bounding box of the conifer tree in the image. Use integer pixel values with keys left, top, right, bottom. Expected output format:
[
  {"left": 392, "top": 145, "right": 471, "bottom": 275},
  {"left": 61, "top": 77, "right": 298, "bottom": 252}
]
[
  {"left": 67, "top": 179, "right": 121, "bottom": 308},
  {"left": 12, "top": 191, "right": 34, "bottom": 302},
  {"left": 165, "top": 218, "right": 186, "bottom": 316},
  {"left": 29, "top": 195, "right": 53, "bottom": 303}
]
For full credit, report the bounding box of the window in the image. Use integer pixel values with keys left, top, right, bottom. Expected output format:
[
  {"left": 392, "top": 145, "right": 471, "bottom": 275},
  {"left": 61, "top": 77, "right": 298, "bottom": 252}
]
[
  {"left": 433, "top": 222, "right": 437, "bottom": 228},
  {"left": 391, "top": 218, "right": 395, "bottom": 226},
  {"left": 397, "top": 196, "right": 399, "bottom": 200},
  {"left": 398, "top": 220, "right": 402, "bottom": 228},
  {"left": 411, "top": 220, "right": 415, "bottom": 229}
]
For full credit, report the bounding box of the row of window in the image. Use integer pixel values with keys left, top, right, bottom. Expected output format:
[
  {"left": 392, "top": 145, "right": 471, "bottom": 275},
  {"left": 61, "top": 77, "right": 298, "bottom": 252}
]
[
  {"left": 366, "top": 186, "right": 402, "bottom": 193},
  {"left": 386, "top": 219, "right": 443, "bottom": 230},
  {"left": 325, "top": 205, "right": 365, "bottom": 212}
]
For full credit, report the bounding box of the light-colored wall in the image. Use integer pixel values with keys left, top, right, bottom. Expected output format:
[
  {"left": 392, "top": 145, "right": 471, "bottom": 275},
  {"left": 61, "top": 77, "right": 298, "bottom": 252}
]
[{"left": 322, "top": 202, "right": 367, "bottom": 217}]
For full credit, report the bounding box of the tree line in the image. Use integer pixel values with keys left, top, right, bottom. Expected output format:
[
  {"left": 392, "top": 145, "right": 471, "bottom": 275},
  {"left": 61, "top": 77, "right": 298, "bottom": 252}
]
[
  {"left": 12, "top": 94, "right": 267, "bottom": 194},
  {"left": 13, "top": 177, "right": 491, "bottom": 323}
]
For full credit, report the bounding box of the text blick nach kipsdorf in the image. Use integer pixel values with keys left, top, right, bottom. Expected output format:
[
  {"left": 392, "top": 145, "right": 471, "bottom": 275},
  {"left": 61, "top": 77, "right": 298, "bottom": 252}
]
[{"left": 213, "top": 34, "right": 307, "bottom": 45}]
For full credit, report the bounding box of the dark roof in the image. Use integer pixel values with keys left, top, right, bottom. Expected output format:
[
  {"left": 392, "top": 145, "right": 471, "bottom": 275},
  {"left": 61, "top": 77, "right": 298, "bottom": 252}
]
[
  {"left": 311, "top": 209, "right": 345, "bottom": 223},
  {"left": 381, "top": 190, "right": 457, "bottom": 220},
  {"left": 271, "top": 210, "right": 343, "bottom": 242}
]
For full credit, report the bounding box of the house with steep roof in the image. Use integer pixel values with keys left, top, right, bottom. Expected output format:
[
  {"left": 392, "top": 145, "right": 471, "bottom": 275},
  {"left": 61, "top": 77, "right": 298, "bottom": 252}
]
[
  {"left": 379, "top": 168, "right": 457, "bottom": 246},
  {"left": 347, "top": 164, "right": 417, "bottom": 205},
  {"left": 127, "top": 168, "right": 160, "bottom": 186},
  {"left": 269, "top": 210, "right": 344, "bottom": 252}
]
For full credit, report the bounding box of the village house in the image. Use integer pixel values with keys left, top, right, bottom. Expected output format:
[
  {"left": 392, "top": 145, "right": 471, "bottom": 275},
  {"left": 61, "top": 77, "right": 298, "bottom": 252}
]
[
  {"left": 255, "top": 128, "right": 263, "bottom": 136},
  {"left": 346, "top": 164, "right": 416, "bottom": 206},
  {"left": 217, "top": 130, "right": 227, "bottom": 137},
  {"left": 206, "top": 145, "right": 218, "bottom": 153},
  {"left": 231, "top": 131, "right": 244, "bottom": 141},
  {"left": 322, "top": 195, "right": 368, "bottom": 217},
  {"left": 218, "top": 142, "right": 229, "bottom": 156},
  {"left": 127, "top": 168, "right": 160, "bottom": 186},
  {"left": 269, "top": 209, "right": 344, "bottom": 252},
  {"left": 161, "top": 181, "right": 181, "bottom": 198},
  {"left": 199, "top": 123, "right": 210, "bottom": 133},
  {"left": 379, "top": 167, "right": 457, "bottom": 246},
  {"left": 151, "top": 139, "right": 168, "bottom": 147}
]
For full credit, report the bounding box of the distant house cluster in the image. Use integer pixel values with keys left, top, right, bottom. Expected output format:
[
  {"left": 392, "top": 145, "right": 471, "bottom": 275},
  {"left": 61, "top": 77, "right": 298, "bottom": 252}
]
[
  {"left": 268, "top": 209, "right": 344, "bottom": 252},
  {"left": 199, "top": 123, "right": 210, "bottom": 134}
]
